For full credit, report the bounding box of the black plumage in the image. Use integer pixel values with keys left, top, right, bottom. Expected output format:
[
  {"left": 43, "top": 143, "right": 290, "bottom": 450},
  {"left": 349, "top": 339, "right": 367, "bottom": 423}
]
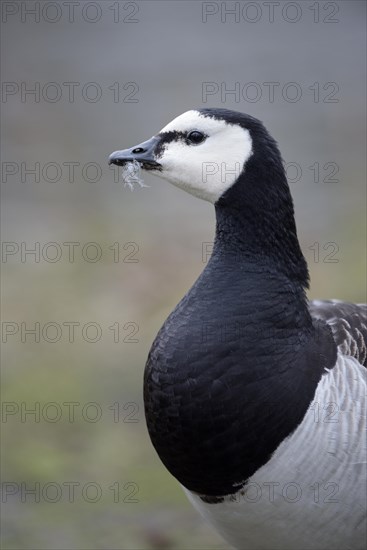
[
  {"left": 109, "top": 108, "right": 365, "bottom": 505},
  {"left": 143, "top": 110, "right": 338, "bottom": 497}
]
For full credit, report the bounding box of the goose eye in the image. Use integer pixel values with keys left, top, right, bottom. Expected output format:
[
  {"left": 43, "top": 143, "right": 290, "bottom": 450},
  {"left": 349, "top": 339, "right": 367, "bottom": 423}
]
[{"left": 187, "top": 131, "right": 205, "bottom": 145}]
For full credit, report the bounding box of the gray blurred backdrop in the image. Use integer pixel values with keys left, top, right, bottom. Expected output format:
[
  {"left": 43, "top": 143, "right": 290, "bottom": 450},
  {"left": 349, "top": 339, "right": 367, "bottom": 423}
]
[{"left": 1, "top": 1, "right": 366, "bottom": 548}]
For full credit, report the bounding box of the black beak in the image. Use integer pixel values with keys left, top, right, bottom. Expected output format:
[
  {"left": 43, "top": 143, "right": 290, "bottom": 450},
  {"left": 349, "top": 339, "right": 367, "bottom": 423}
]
[{"left": 108, "top": 136, "right": 161, "bottom": 169}]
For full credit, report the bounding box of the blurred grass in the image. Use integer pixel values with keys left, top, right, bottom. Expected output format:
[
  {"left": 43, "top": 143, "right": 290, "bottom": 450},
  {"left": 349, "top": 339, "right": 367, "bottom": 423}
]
[{"left": 1, "top": 215, "right": 226, "bottom": 549}]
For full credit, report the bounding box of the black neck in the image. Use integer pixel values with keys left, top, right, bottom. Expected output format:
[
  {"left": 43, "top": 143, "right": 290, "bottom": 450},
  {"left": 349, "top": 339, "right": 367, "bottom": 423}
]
[{"left": 214, "top": 155, "right": 309, "bottom": 289}]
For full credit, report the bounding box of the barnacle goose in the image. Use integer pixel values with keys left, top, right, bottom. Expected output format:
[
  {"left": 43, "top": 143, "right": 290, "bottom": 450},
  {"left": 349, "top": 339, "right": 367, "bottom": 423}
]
[{"left": 109, "top": 109, "right": 366, "bottom": 550}]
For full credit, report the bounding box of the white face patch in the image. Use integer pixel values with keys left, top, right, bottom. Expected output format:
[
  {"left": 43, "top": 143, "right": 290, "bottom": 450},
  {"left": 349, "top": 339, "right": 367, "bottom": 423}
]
[{"left": 152, "top": 110, "right": 253, "bottom": 203}]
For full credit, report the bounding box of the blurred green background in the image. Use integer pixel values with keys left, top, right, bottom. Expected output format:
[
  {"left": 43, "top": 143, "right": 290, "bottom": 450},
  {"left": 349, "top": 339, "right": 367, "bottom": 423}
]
[{"left": 1, "top": 1, "right": 366, "bottom": 548}]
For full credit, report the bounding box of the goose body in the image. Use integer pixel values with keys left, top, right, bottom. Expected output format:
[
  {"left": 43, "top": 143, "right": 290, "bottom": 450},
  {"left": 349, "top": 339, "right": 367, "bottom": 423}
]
[
  {"left": 109, "top": 109, "right": 367, "bottom": 549},
  {"left": 186, "top": 347, "right": 366, "bottom": 550}
]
